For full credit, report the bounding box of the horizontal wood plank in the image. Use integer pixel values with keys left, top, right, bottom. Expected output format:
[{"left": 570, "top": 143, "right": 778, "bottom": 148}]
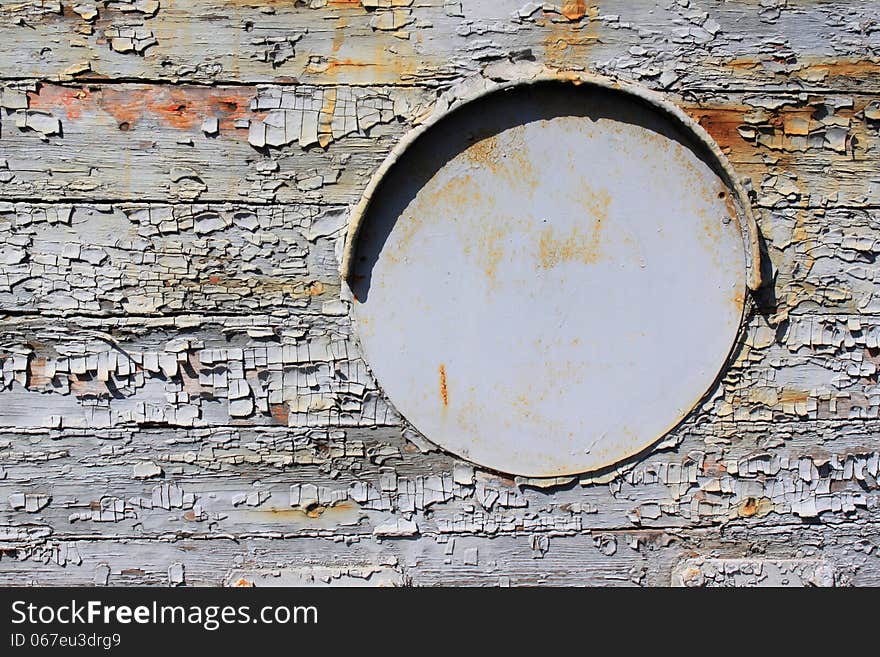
[{"left": 0, "top": 0, "right": 877, "bottom": 92}]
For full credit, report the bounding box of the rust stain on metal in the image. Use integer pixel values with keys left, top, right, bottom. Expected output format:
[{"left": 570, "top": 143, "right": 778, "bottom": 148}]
[
  {"left": 464, "top": 130, "right": 534, "bottom": 185},
  {"left": 439, "top": 364, "right": 448, "bottom": 408},
  {"left": 473, "top": 224, "right": 506, "bottom": 282},
  {"left": 537, "top": 187, "right": 610, "bottom": 269},
  {"left": 731, "top": 289, "right": 746, "bottom": 309},
  {"left": 464, "top": 134, "right": 500, "bottom": 172},
  {"left": 537, "top": 222, "right": 600, "bottom": 269}
]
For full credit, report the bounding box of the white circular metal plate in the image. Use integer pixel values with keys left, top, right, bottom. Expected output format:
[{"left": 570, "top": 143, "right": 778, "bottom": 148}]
[{"left": 348, "top": 81, "right": 747, "bottom": 477}]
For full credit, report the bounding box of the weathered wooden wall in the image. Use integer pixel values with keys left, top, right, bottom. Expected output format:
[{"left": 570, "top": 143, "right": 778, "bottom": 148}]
[{"left": 0, "top": 0, "right": 878, "bottom": 586}]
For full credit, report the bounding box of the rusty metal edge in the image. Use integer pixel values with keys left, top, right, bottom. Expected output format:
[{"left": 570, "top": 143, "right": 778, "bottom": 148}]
[{"left": 340, "top": 66, "right": 763, "bottom": 292}]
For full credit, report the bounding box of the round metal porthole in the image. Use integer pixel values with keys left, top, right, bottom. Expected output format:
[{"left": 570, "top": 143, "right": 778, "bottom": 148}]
[{"left": 342, "top": 74, "right": 761, "bottom": 478}]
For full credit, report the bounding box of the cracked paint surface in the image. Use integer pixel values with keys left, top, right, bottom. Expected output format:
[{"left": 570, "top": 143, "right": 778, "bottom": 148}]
[{"left": 0, "top": 0, "right": 879, "bottom": 586}]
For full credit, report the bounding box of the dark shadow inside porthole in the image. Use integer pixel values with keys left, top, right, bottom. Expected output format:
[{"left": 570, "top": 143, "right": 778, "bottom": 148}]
[{"left": 348, "top": 80, "right": 724, "bottom": 302}]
